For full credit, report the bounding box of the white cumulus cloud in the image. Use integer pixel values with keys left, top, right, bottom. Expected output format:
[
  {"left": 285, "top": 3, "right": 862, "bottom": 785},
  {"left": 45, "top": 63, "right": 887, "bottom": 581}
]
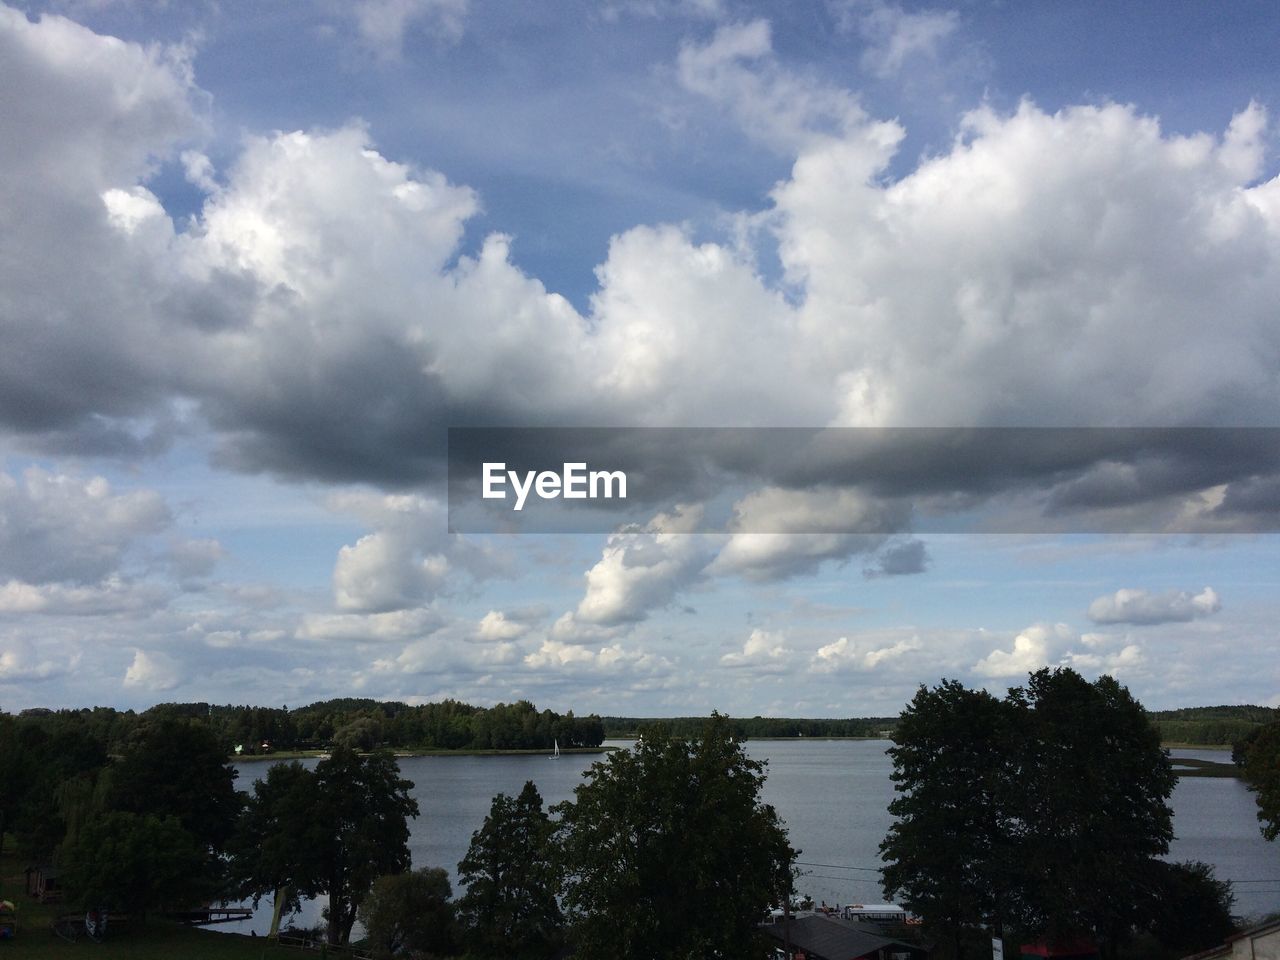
[
  {"left": 123, "top": 648, "right": 181, "bottom": 691},
  {"left": 973, "top": 623, "right": 1074, "bottom": 678},
  {"left": 1087, "top": 587, "right": 1222, "bottom": 625}
]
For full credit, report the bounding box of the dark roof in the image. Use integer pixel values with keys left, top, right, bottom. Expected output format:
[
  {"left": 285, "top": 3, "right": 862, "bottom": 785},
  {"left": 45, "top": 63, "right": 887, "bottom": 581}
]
[{"left": 762, "top": 916, "right": 922, "bottom": 960}]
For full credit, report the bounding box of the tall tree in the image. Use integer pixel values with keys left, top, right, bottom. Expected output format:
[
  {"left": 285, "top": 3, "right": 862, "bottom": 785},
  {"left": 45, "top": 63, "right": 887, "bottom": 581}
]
[
  {"left": 229, "top": 759, "right": 325, "bottom": 927},
  {"left": 232, "top": 746, "right": 419, "bottom": 945},
  {"left": 457, "top": 780, "right": 562, "bottom": 959},
  {"left": 8, "top": 719, "right": 109, "bottom": 861},
  {"left": 1013, "top": 670, "right": 1175, "bottom": 948},
  {"left": 105, "top": 717, "right": 242, "bottom": 855},
  {"left": 555, "top": 713, "right": 795, "bottom": 960},
  {"left": 881, "top": 669, "right": 1176, "bottom": 958},
  {"left": 880, "top": 680, "right": 1021, "bottom": 959}
]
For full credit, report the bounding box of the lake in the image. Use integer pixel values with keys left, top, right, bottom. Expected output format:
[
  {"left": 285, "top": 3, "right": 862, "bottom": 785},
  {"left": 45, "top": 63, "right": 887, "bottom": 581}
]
[{"left": 221, "top": 741, "right": 1280, "bottom": 935}]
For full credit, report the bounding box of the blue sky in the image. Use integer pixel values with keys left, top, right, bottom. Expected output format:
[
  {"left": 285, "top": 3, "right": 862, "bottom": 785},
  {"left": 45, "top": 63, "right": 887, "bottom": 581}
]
[{"left": 1, "top": 0, "right": 1279, "bottom": 715}]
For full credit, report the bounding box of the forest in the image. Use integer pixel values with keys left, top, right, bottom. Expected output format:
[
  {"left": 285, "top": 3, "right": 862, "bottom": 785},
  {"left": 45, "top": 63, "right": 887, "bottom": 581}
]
[{"left": 6, "top": 697, "right": 605, "bottom": 757}]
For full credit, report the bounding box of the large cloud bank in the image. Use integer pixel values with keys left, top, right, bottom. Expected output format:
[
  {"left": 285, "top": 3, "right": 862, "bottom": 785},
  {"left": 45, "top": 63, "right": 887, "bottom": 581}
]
[{"left": 4, "top": 11, "right": 1279, "bottom": 481}]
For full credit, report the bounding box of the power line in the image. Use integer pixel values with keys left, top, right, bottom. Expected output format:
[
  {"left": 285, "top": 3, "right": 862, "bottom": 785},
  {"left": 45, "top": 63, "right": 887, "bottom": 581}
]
[
  {"left": 799, "top": 872, "right": 885, "bottom": 885},
  {"left": 795, "top": 860, "right": 883, "bottom": 873}
]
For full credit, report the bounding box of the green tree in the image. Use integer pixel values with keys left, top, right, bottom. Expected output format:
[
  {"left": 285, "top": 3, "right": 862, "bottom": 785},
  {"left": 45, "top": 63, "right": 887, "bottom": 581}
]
[
  {"left": 61, "top": 811, "right": 214, "bottom": 920},
  {"left": 358, "top": 867, "right": 456, "bottom": 959},
  {"left": 105, "top": 717, "right": 242, "bottom": 855},
  {"left": 334, "top": 715, "right": 383, "bottom": 751},
  {"left": 229, "top": 760, "right": 324, "bottom": 928},
  {"left": 881, "top": 669, "right": 1176, "bottom": 958},
  {"left": 0, "top": 715, "right": 35, "bottom": 862},
  {"left": 555, "top": 713, "right": 795, "bottom": 960},
  {"left": 880, "top": 680, "right": 1021, "bottom": 959},
  {"left": 8, "top": 719, "right": 109, "bottom": 860},
  {"left": 1239, "top": 721, "right": 1280, "bottom": 840},
  {"left": 232, "top": 746, "right": 419, "bottom": 945},
  {"left": 1014, "top": 670, "right": 1175, "bottom": 949},
  {"left": 1142, "top": 860, "right": 1235, "bottom": 955},
  {"left": 457, "top": 781, "right": 562, "bottom": 959}
]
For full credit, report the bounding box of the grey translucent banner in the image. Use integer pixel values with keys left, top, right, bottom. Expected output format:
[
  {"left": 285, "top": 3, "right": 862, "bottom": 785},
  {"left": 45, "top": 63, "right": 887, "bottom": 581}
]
[{"left": 446, "top": 427, "right": 1280, "bottom": 534}]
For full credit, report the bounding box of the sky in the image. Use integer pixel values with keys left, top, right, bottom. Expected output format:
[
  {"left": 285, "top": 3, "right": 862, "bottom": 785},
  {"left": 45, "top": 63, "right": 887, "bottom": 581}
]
[{"left": 2, "top": 0, "right": 1280, "bottom": 716}]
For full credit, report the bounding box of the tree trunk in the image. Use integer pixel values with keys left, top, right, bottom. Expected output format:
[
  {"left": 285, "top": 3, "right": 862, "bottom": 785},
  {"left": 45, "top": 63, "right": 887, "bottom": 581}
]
[
  {"left": 340, "top": 903, "right": 358, "bottom": 945},
  {"left": 268, "top": 885, "right": 291, "bottom": 939},
  {"left": 327, "top": 891, "right": 344, "bottom": 945}
]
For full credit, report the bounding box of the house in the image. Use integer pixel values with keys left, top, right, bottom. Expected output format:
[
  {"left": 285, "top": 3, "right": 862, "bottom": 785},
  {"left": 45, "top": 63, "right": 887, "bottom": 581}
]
[
  {"left": 762, "top": 914, "right": 930, "bottom": 960},
  {"left": 1183, "top": 917, "right": 1280, "bottom": 960}
]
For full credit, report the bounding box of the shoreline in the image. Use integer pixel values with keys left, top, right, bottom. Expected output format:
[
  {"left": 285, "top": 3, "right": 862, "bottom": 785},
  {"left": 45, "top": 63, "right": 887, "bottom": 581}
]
[
  {"left": 230, "top": 740, "right": 1234, "bottom": 762},
  {"left": 231, "top": 746, "right": 616, "bottom": 761}
]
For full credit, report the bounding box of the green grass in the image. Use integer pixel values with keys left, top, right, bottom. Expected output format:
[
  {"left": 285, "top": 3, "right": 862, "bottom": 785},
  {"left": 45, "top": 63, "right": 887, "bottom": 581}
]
[{"left": 1, "top": 855, "right": 294, "bottom": 959}]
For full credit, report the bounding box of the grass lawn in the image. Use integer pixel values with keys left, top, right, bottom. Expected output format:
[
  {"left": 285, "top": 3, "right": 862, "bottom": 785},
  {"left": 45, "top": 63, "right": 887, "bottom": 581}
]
[{"left": 1, "top": 853, "right": 295, "bottom": 959}]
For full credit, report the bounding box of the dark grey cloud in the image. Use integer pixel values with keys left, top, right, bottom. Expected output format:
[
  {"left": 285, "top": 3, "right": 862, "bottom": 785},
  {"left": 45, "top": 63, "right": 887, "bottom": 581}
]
[
  {"left": 864, "top": 538, "right": 928, "bottom": 578},
  {"left": 448, "top": 427, "right": 1280, "bottom": 534}
]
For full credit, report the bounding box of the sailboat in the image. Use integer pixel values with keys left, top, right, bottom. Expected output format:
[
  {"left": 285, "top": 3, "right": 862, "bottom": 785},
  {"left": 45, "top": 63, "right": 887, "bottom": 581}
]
[{"left": 550, "top": 738, "right": 560, "bottom": 759}]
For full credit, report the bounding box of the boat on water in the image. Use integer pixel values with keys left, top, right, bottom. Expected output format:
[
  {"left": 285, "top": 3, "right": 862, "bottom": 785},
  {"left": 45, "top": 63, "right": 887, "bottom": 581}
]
[{"left": 550, "top": 739, "right": 560, "bottom": 759}]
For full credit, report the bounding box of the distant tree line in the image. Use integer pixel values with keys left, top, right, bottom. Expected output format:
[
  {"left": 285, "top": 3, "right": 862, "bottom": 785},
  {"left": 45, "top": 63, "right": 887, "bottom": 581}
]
[
  {"left": 4, "top": 697, "right": 604, "bottom": 757},
  {"left": 1149, "top": 704, "right": 1279, "bottom": 747},
  {"left": 602, "top": 714, "right": 896, "bottom": 739},
  {"left": 606, "top": 707, "right": 1280, "bottom": 747}
]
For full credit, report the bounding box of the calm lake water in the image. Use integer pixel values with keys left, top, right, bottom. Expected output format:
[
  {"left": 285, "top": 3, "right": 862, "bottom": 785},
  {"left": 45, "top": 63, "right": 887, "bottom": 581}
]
[{"left": 221, "top": 741, "right": 1280, "bottom": 935}]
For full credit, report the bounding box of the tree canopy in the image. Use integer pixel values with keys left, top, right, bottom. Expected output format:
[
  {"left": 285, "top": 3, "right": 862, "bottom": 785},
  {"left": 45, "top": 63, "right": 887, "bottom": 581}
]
[
  {"left": 105, "top": 717, "right": 243, "bottom": 855},
  {"left": 457, "top": 780, "right": 562, "bottom": 959},
  {"left": 555, "top": 713, "right": 795, "bottom": 960},
  {"left": 1142, "top": 860, "right": 1235, "bottom": 956},
  {"left": 61, "top": 811, "right": 215, "bottom": 918},
  {"left": 1238, "top": 720, "right": 1280, "bottom": 841},
  {"left": 232, "top": 746, "right": 419, "bottom": 944},
  {"left": 358, "top": 867, "right": 457, "bottom": 960},
  {"left": 882, "top": 668, "right": 1176, "bottom": 957},
  {"left": 881, "top": 680, "right": 1021, "bottom": 958}
]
